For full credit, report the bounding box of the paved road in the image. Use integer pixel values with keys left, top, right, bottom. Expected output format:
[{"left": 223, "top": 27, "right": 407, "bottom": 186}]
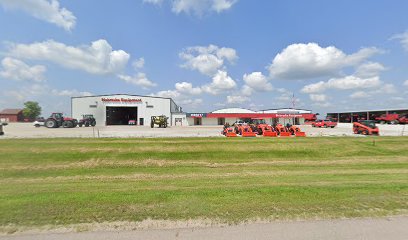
[{"left": 2, "top": 217, "right": 407, "bottom": 240}]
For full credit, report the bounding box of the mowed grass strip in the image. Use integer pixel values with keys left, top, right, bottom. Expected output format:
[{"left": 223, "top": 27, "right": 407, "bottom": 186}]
[{"left": 0, "top": 137, "right": 407, "bottom": 227}]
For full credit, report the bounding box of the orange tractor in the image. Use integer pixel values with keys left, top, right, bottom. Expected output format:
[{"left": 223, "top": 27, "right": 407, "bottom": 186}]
[
  {"left": 353, "top": 120, "right": 379, "bottom": 135},
  {"left": 221, "top": 123, "right": 237, "bottom": 137},
  {"left": 274, "top": 123, "right": 291, "bottom": 137},
  {"left": 251, "top": 118, "right": 277, "bottom": 137},
  {"left": 234, "top": 123, "right": 257, "bottom": 137},
  {"left": 286, "top": 124, "right": 306, "bottom": 137}
]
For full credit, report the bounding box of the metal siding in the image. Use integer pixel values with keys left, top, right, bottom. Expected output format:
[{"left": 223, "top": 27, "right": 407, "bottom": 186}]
[{"left": 72, "top": 95, "right": 172, "bottom": 126}]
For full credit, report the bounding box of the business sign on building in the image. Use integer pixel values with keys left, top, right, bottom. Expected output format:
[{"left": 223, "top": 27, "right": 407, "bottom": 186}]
[
  {"left": 275, "top": 114, "right": 303, "bottom": 118},
  {"left": 186, "top": 113, "right": 207, "bottom": 118},
  {"left": 101, "top": 98, "right": 143, "bottom": 104}
]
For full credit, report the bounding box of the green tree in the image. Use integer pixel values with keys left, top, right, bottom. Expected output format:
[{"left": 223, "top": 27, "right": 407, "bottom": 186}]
[{"left": 23, "top": 101, "right": 42, "bottom": 120}]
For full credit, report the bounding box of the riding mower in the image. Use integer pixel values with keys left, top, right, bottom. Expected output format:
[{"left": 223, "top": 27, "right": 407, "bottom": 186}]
[{"left": 353, "top": 120, "right": 379, "bottom": 135}]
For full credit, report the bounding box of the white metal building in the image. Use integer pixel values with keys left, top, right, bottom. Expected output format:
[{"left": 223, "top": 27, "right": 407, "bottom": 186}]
[
  {"left": 185, "top": 108, "right": 316, "bottom": 126},
  {"left": 71, "top": 94, "right": 186, "bottom": 126}
]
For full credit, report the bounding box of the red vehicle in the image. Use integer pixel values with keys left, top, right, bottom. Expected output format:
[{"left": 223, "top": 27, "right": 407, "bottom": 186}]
[
  {"left": 353, "top": 120, "right": 379, "bottom": 135},
  {"left": 221, "top": 123, "right": 237, "bottom": 137},
  {"left": 312, "top": 119, "right": 337, "bottom": 128},
  {"left": 45, "top": 113, "right": 78, "bottom": 128},
  {"left": 286, "top": 124, "right": 306, "bottom": 137},
  {"left": 274, "top": 123, "right": 291, "bottom": 136},
  {"left": 375, "top": 114, "right": 399, "bottom": 124},
  {"left": 250, "top": 118, "right": 277, "bottom": 137},
  {"left": 398, "top": 114, "right": 408, "bottom": 124},
  {"left": 233, "top": 122, "right": 256, "bottom": 137}
]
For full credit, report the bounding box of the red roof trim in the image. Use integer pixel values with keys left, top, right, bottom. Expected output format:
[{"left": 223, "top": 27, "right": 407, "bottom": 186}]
[{"left": 206, "top": 113, "right": 316, "bottom": 119}]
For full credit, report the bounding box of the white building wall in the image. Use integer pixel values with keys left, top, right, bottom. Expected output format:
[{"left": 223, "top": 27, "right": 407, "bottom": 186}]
[
  {"left": 172, "top": 113, "right": 188, "bottom": 126},
  {"left": 72, "top": 95, "right": 173, "bottom": 126}
]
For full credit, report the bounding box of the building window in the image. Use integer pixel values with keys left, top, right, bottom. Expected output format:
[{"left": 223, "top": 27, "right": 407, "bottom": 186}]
[{"left": 218, "top": 118, "right": 225, "bottom": 125}]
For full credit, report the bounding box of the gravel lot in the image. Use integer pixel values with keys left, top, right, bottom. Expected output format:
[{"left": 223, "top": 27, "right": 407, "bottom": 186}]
[{"left": 0, "top": 123, "right": 407, "bottom": 139}]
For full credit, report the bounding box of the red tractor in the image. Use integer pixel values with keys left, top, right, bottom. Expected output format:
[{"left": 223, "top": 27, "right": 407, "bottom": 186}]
[
  {"left": 45, "top": 113, "right": 78, "bottom": 128},
  {"left": 398, "top": 114, "right": 408, "bottom": 124},
  {"left": 312, "top": 119, "right": 337, "bottom": 128},
  {"left": 221, "top": 123, "right": 237, "bottom": 137},
  {"left": 375, "top": 114, "right": 399, "bottom": 124},
  {"left": 353, "top": 120, "right": 379, "bottom": 135},
  {"left": 78, "top": 114, "right": 96, "bottom": 127},
  {"left": 250, "top": 118, "right": 277, "bottom": 137},
  {"left": 286, "top": 124, "right": 306, "bottom": 137},
  {"left": 274, "top": 123, "right": 291, "bottom": 136},
  {"left": 233, "top": 122, "right": 256, "bottom": 137}
]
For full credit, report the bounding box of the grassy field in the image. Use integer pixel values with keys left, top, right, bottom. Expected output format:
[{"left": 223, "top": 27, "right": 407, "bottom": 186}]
[{"left": 0, "top": 137, "right": 407, "bottom": 230}]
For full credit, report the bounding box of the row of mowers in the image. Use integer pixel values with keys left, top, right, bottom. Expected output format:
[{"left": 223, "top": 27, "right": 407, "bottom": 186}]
[{"left": 222, "top": 118, "right": 306, "bottom": 137}]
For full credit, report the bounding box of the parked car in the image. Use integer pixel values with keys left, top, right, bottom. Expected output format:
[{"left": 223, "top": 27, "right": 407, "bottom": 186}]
[{"left": 312, "top": 119, "right": 337, "bottom": 128}]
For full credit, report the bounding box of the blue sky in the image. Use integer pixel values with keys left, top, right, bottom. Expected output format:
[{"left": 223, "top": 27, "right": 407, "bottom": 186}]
[{"left": 0, "top": 0, "right": 408, "bottom": 116}]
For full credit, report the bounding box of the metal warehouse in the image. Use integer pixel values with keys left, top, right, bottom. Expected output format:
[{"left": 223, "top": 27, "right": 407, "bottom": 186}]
[
  {"left": 185, "top": 108, "right": 316, "bottom": 126},
  {"left": 71, "top": 94, "right": 185, "bottom": 126},
  {"left": 327, "top": 108, "right": 408, "bottom": 123}
]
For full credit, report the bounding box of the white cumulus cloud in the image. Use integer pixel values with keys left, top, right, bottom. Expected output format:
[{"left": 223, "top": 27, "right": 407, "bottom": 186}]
[
  {"left": 175, "top": 82, "right": 202, "bottom": 95},
  {"left": 309, "top": 94, "right": 327, "bottom": 102},
  {"left": 355, "top": 62, "right": 386, "bottom": 78},
  {"left": 51, "top": 89, "right": 93, "bottom": 97},
  {"left": 132, "top": 58, "right": 145, "bottom": 69},
  {"left": 8, "top": 39, "right": 130, "bottom": 75},
  {"left": 301, "top": 76, "right": 381, "bottom": 93},
  {"left": 180, "top": 44, "right": 237, "bottom": 76},
  {"left": 118, "top": 73, "right": 157, "bottom": 89},
  {"left": 350, "top": 91, "right": 370, "bottom": 99},
  {"left": 227, "top": 95, "right": 250, "bottom": 104},
  {"left": 202, "top": 70, "right": 237, "bottom": 95},
  {"left": 268, "top": 43, "right": 380, "bottom": 80},
  {"left": 0, "top": 57, "right": 46, "bottom": 82},
  {"left": 0, "top": 0, "right": 76, "bottom": 31},
  {"left": 391, "top": 31, "right": 408, "bottom": 51},
  {"left": 404, "top": 80, "right": 408, "bottom": 87},
  {"left": 145, "top": 0, "right": 237, "bottom": 16},
  {"left": 242, "top": 72, "right": 273, "bottom": 93}
]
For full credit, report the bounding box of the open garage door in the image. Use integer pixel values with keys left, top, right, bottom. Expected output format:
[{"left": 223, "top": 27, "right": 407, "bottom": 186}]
[{"left": 106, "top": 106, "right": 138, "bottom": 125}]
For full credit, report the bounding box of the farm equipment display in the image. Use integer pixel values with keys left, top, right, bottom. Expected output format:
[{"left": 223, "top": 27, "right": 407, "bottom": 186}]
[
  {"left": 375, "top": 114, "right": 399, "bottom": 124},
  {"left": 221, "top": 123, "right": 237, "bottom": 137},
  {"left": 398, "top": 114, "right": 408, "bottom": 124},
  {"left": 0, "top": 122, "right": 7, "bottom": 135},
  {"left": 312, "top": 119, "right": 337, "bottom": 128},
  {"left": 223, "top": 120, "right": 306, "bottom": 138},
  {"left": 151, "top": 115, "right": 168, "bottom": 128},
  {"left": 234, "top": 123, "right": 256, "bottom": 137},
  {"left": 353, "top": 120, "right": 379, "bottom": 135},
  {"left": 274, "top": 123, "right": 291, "bottom": 136},
  {"left": 78, "top": 114, "right": 96, "bottom": 127},
  {"left": 286, "top": 124, "right": 306, "bottom": 137},
  {"left": 250, "top": 118, "right": 277, "bottom": 137},
  {"left": 44, "top": 113, "right": 78, "bottom": 128}
]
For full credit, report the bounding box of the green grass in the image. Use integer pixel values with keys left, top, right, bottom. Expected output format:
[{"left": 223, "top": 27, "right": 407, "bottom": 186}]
[{"left": 0, "top": 137, "right": 407, "bottom": 228}]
